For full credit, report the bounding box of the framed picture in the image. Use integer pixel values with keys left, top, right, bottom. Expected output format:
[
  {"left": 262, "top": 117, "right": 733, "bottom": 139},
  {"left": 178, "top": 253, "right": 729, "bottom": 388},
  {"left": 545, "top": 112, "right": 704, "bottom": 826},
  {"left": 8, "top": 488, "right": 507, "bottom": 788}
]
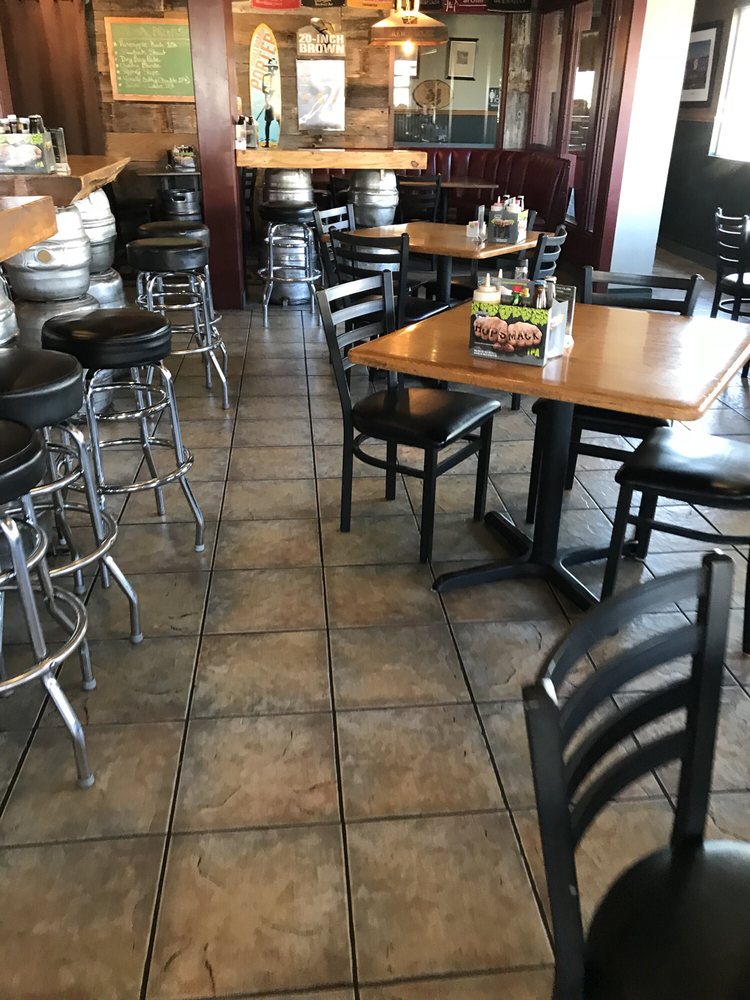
[
  {"left": 296, "top": 59, "right": 345, "bottom": 131},
  {"left": 681, "top": 21, "right": 722, "bottom": 107},
  {"left": 446, "top": 38, "right": 477, "bottom": 81}
]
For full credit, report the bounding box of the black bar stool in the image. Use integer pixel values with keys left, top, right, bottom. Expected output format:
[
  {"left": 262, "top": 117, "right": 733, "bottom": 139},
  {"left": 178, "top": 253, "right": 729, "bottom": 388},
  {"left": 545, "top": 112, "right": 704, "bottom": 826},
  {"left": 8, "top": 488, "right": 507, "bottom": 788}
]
[
  {"left": 0, "top": 419, "right": 94, "bottom": 788},
  {"left": 0, "top": 347, "right": 142, "bottom": 643},
  {"left": 41, "top": 308, "right": 205, "bottom": 553},
  {"left": 135, "top": 220, "right": 219, "bottom": 325},
  {"left": 258, "top": 201, "right": 320, "bottom": 326},
  {"left": 127, "top": 236, "right": 229, "bottom": 409}
]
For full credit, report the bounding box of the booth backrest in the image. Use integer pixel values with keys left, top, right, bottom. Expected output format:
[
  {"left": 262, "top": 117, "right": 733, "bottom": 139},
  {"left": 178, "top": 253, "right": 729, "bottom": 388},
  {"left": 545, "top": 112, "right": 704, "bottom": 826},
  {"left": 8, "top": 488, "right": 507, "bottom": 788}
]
[{"left": 415, "top": 148, "right": 570, "bottom": 228}]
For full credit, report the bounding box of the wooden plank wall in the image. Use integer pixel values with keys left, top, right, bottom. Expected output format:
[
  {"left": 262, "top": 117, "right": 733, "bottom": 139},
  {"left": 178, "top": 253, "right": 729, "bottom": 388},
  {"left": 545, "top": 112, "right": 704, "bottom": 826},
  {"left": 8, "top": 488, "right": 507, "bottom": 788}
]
[
  {"left": 503, "top": 13, "right": 535, "bottom": 150},
  {"left": 233, "top": 9, "right": 392, "bottom": 150}
]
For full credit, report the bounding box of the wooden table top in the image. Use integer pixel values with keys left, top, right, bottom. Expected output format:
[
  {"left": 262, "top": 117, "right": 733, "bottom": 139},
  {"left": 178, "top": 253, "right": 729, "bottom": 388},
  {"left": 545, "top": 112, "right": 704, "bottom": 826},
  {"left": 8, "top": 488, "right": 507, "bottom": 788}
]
[
  {"left": 0, "top": 155, "right": 130, "bottom": 206},
  {"left": 349, "top": 301, "right": 750, "bottom": 422},
  {"left": 0, "top": 195, "right": 56, "bottom": 260},
  {"left": 236, "top": 148, "right": 428, "bottom": 171},
  {"left": 399, "top": 177, "right": 498, "bottom": 190},
  {"left": 353, "top": 222, "right": 541, "bottom": 261},
  {"left": 136, "top": 168, "right": 200, "bottom": 178}
]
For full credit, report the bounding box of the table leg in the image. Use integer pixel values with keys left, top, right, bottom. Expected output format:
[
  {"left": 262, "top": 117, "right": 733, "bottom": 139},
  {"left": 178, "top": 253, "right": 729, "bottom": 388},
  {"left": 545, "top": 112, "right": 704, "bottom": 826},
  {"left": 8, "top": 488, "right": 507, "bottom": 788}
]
[
  {"left": 436, "top": 256, "right": 453, "bottom": 305},
  {"left": 433, "top": 399, "right": 599, "bottom": 610}
]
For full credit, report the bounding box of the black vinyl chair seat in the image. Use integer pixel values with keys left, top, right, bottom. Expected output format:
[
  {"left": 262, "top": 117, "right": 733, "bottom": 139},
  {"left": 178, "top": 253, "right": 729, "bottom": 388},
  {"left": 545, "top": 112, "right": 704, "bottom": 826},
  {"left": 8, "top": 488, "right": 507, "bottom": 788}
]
[
  {"left": 259, "top": 201, "right": 316, "bottom": 225},
  {"left": 353, "top": 388, "right": 499, "bottom": 449},
  {"left": 402, "top": 296, "right": 451, "bottom": 325},
  {"left": 126, "top": 237, "right": 208, "bottom": 273},
  {"left": 585, "top": 841, "right": 750, "bottom": 1000},
  {"left": 0, "top": 420, "right": 45, "bottom": 504},
  {"left": 136, "top": 220, "right": 210, "bottom": 245},
  {"left": 533, "top": 399, "right": 667, "bottom": 438},
  {"left": 42, "top": 308, "right": 172, "bottom": 370},
  {"left": 0, "top": 348, "right": 83, "bottom": 429},
  {"left": 615, "top": 426, "right": 750, "bottom": 503}
]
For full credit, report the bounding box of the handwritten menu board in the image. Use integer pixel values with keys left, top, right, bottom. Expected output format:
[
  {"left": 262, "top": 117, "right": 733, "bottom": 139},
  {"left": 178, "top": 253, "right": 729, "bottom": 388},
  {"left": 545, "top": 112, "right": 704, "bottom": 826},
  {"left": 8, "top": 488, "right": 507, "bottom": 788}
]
[{"left": 104, "top": 17, "right": 195, "bottom": 103}]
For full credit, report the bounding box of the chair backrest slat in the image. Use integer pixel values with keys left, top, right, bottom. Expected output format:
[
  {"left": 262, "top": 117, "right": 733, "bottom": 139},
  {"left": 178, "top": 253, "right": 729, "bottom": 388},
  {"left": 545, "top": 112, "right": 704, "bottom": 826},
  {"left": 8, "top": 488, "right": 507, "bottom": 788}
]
[
  {"left": 523, "top": 551, "right": 734, "bottom": 997},
  {"left": 582, "top": 266, "right": 702, "bottom": 316},
  {"left": 330, "top": 230, "right": 411, "bottom": 327},
  {"left": 715, "top": 207, "right": 750, "bottom": 278},
  {"left": 528, "top": 225, "right": 567, "bottom": 281},
  {"left": 313, "top": 205, "right": 356, "bottom": 286},
  {"left": 396, "top": 174, "right": 442, "bottom": 223}
]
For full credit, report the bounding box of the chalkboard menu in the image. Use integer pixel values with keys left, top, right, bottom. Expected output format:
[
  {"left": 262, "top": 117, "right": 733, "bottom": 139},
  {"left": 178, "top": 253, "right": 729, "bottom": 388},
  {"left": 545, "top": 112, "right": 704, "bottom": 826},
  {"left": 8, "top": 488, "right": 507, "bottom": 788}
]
[{"left": 104, "top": 17, "right": 195, "bottom": 103}]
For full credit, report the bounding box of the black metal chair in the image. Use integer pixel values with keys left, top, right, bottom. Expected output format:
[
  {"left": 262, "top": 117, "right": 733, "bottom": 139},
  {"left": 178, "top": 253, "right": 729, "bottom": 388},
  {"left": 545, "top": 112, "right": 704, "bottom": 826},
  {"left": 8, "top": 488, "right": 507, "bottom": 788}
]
[
  {"left": 241, "top": 167, "right": 258, "bottom": 247},
  {"left": 711, "top": 209, "right": 750, "bottom": 379},
  {"left": 316, "top": 272, "right": 499, "bottom": 562},
  {"left": 312, "top": 204, "right": 356, "bottom": 287},
  {"left": 525, "top": 268, "right": 703, "bottom": 523},
  {"left": 395, "top": 174, "right": 442, "bottom": 223},
  {"left": 330, "top": 175, "right": 351, "bottom": 209},
  {"left": 602, "top": 425, "right": 750, "bottom": 651},
  {"left": 525, "top": 550, "right": 750, "bottom": 1000},
  {"left": 329, "top": 229, "right": 450, "bottom": 328}
]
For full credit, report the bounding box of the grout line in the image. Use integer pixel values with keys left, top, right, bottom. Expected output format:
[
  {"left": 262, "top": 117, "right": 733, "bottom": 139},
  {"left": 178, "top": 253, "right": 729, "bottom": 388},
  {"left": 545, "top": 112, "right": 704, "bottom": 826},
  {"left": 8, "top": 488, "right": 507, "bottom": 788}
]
[{"left": 138, "top": 312, "right": 251, "bottom": 1000}]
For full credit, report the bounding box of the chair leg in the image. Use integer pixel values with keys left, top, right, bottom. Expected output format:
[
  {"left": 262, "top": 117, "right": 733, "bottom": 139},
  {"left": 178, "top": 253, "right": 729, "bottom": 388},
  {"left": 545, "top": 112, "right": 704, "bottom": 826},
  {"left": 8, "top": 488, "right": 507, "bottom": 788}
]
[
  {"left": 732, "top": 290, "right": 742, "bottom": 322},
  {"left": 385, "top": 440, "right": 397, "bottom": 501},
  {"left": 710, "top": 282, "right": 722, "bottom": 318},
  {"left": 511, "top": 393, "right": 522, "bottom": 411},
  {"left": 602, "top": 485, "right": 634, "bottom": 599},
  {"left": 473, "top": 421, "right": 493, "bottom": 521},
  {"left": 633, "top": 490, "right": 658, "bottom": 560},
  {"left": 340, "top": 436, "right": 354, "bottom": 533},
  {"left": 419, "top": 450, "right": 438, "bottom": 563},
  {"left": 743, "top": 360, "right": 750, "bottom": 380},
  {"left": 564, "top": 423, "right": 581, "bottom": 490},
  {"left": 526, "top": 426, "right": 543, "bottom": 525}
]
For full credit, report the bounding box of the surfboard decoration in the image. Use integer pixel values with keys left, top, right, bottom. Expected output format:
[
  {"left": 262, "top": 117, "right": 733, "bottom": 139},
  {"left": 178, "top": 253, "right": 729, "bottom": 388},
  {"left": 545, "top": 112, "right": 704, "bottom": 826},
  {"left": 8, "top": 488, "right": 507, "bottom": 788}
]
[{"left": 249, "top": 23, "right": 282, "bottom": 147}]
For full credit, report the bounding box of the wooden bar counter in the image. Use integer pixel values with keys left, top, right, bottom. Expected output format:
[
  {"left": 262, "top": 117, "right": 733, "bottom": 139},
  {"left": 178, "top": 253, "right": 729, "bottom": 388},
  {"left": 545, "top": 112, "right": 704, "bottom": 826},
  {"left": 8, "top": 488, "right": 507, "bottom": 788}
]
[
  {"left": 0, "top": 155, "right": 130, "bottom": 207},
  {"left": 0, "top": 196, "right": 56, "bottom": 260},
  {"left": 236, "top": 148, "right": 427, "bottom": 170}
]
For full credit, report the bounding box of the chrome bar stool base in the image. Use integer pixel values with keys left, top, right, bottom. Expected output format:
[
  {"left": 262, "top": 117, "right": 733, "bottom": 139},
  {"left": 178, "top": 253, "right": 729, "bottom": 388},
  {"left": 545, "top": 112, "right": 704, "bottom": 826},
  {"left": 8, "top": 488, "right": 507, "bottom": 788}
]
[{"left": 259, "top": 221, "right": 321, "bottom": 327}]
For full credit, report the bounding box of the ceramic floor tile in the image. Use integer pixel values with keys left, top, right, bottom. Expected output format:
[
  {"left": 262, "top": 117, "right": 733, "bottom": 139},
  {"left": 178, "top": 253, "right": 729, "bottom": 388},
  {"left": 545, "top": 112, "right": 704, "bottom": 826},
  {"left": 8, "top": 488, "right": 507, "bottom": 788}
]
[
  {"left": 0, "top": 731, "right": 27, "bottom": 799},
  {"left": 338, "top": 704, "right": 500, "bottom": 819},
  {"left": 168, "top": 395, "right": 237, "bottom": 422},
  {"left": 314, "top": 444, "right": 389, "bottom": 480},
  {"left": 238, "top": 394, "right": 311, "bottom": 419},
  {"left": 215, "top": 518, "right": 321, "bottom": 569},
  {"left": 233, "top": 418, "right": 312, "bottom": 448},
  {"left": 229, "top": 446, "right": 315, "bottom": 480},
  {"left": 147, "top": 826, "right": 351, "bottom": 998},
  {"left": 321, "top": 515, "right": 420, "bottom": 566},
  {"left": 193, "top": 631, "right": 330, "bottom": 716},
  {"left": 454, "top": 620, "right": 568, "bottom": 701},
  {"left": 317, "top": 476, "right": 412, "bottom": 519},
  {"left": 42, "top": 637, "right": 198, "bottom": 726},
  {"left": 0, "top": 657, "right": 46, "bottom": 731},
  {"left": 348, "top": 812, "right": 550, "bottom": 982},
  {"left": 330, "top": 624, "right": 468, "bottom": 709},
  {"left": 312, "top": 418, "right": 345, "bottom": 446},
  {"left": 0, "top": 722, "right": 182, "bottom": 844},
  {"left": 708, "top": 792, "right": 750, "bottom": 840},
  {"left": 405, "top": 475, "right": 500, "bottom": 516},
  {"left": 174, "top": 713, "right": 338, "bottom": 831},
  {"left": 516, "top": 800, "right": 674, "bottom": 926},
  {"left": 223, "top": 478, "right": 318, "bottom": 519},
  {"left": 121, "top": 480, "right": 224, "bottom": 524},
  {"left": 359, "top": 970, "right": 554, "bottom": 999},
  {"left": 0, "top": 837, "right": 163, "bottom": 1000},
  {"left": 245, "top": 358, "right": 307, "bottom": 377},
  {"left": 436, "top": 562, "right": 565, "bottom": 623},
  {"left": 206, "top": 568, "right": 326, "bottom": 633},
  {"left": 181, "top": 446, "right": 230, "bottom": 482},
  {"left": 179, "top": 420, "right": 234, "bottom": 450},
  {"left": 242, "top": 375, "right": 308, "bottom": 397},
  {"left": 109, "top": 522, "right": 216, "bottom": 574},
  {"left": 428, "top": 514, "right": 510, "bottom": 563},
  {"left": 326, "top": 565, "right": 443, "bottom": 628},
  {"left": 85, "top": 571, "right": 209, "bottom": 639}
]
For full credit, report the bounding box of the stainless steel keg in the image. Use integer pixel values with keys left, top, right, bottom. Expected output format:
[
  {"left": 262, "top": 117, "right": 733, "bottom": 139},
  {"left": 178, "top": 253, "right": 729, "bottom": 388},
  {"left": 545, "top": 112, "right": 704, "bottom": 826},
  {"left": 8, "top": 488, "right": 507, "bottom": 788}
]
[
  {"left": 88, "top": 268, "right": 126, "bottom": 308},
  {"left": 350, "top": 170, "right": 399, "bottom": 227},
  {"left": 76, "top": 190, "right": 117, "bottom": 274},
  {"left": 15, "top": 294, "right": 98, "bottom": 348},
  {"left": 0, "top": 282, "right": 18, "bottom": 345},
  {"left": 262, "top": 169, "right": 314, "bottom": 205},
  {"left": 4, "top": 205, "right": 93, "bottom": 301}
]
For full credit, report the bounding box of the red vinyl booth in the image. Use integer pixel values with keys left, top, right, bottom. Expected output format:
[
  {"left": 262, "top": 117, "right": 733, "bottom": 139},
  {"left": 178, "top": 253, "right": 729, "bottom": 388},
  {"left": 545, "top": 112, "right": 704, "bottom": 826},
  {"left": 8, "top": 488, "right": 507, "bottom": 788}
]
[{"left": 313, "top": 148, "right": 570, "bottom": 230}]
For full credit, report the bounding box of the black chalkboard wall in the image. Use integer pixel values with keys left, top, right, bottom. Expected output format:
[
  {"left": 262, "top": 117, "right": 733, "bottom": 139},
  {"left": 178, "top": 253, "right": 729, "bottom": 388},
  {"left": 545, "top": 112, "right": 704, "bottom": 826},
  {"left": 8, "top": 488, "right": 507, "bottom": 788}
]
[{"left": 660, "top": 119, "right": 750, "bottom": 259}]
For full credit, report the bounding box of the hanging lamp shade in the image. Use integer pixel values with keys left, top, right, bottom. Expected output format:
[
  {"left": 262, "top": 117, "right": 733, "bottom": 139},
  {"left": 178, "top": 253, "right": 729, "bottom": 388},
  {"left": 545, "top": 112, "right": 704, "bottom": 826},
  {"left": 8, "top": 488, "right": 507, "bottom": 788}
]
[{"left": 369, "top": 0, "right": 449, "bottom": 46}]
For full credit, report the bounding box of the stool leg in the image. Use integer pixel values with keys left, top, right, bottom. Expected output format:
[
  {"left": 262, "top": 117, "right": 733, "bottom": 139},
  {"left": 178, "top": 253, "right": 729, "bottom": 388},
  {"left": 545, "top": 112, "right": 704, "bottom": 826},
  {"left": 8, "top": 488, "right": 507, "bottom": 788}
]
[
  {"left": 0, "top": 593, "right": 8, "bottom": 696},
  {"left": 84, "top": 377, "right": 107, "bottom": 507},
  {"left": 131, "top": 367, "right": 165, "bottom": 516},
  {"left": 196, "top": 273, "right": 230, "bottom": 409},
  {"left": 42, "top": 428, "right": 85, "bottom": 595},
  {"left": 43, "top": 674, "right": 94, "bottom": 789},
  {"left": 66, "top": 423, "right": 143, "bottom": 645},
  {"left": 160, "top": 364, "right": 205, "bottom": 552}
]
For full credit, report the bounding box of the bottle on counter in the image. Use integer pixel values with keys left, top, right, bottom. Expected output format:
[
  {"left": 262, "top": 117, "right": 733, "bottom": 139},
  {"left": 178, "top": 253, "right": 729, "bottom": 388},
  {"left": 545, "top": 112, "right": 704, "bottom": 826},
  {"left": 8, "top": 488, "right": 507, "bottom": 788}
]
[
  {"left": 514, "top": 261, "right": 529, "bottom": 281},
  {"left": 6, "top": 115, "right": 18, "bottom": 134},
  {"left": 28, "top": 114, "right": 45, "bottom": 135},
  {"left": 532, "top": 281, "right": 547, "bottom": 309},
  {"left": 545, "top": 276, "right": 557, "bottom": 309}
]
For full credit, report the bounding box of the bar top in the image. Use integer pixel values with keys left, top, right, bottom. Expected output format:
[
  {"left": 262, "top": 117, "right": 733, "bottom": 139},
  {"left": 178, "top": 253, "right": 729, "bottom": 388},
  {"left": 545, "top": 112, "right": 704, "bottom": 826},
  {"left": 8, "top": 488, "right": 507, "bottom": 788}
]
[
  {"left": 236, "top": 148, "right": 428, "bottom": 170},
  {"left": 0, "top": 155, "right": 131, "bottom": 206},
  {"left": 0, "top": 195, "right": 56, "bottom": 261}
]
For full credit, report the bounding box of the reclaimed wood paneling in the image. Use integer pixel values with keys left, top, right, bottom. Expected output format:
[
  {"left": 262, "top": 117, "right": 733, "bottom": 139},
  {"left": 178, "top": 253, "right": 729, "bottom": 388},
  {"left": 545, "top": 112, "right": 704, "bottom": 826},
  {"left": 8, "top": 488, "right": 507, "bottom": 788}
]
[{"left": 503, "top": 12, "right": 536, "bottom": 150}]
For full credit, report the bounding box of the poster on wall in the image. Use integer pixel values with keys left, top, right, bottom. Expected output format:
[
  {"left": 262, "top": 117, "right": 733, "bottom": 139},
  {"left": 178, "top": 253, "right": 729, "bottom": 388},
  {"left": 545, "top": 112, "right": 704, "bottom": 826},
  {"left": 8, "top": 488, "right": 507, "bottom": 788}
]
[
  {"left": 250, "top": 24, "right": 283, "bottom": 146},
  {"left": 444, "top": 0, "right": 487, "bottom": 12},
  {"left": 297, "top": 25, "right": 346, "bottom": 57},
  {"left": 345, "top": 0, "right": 387, "bottom": 9},
  {"left": 446, "top": 38, "right": 478, "bottom": 80},
  {"left": 302, "top": 0, "right": 345, "bottom": 7},
  {"left": 251, "top": 0, "right": 300, "bottom": 9},
  {"left": 296, "top": 59, "right": 346, "bottom": 130},
  {"left": 681, "top": 21, "right": 722, "bottom": 107}
]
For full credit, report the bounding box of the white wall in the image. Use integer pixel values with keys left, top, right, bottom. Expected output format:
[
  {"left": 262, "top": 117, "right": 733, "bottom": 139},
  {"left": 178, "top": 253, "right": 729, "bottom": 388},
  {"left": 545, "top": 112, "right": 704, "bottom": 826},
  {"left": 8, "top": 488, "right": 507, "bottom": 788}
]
[
  {"left": 610, "top": 0, "right": 696, "bottom": 272},
  {"left": 414, "top": 14, "right": 505, "bottom": 112}
]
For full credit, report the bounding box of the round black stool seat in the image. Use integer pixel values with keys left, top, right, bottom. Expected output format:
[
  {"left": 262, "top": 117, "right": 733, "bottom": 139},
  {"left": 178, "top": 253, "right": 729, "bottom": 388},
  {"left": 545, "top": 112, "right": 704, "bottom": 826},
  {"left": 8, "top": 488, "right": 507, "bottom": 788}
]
[
  {"left": 136, "top": 221, "right": 210, "bottom": 246},
  {"left": 0, "top": 420, "right": 45, "bottom": 505},
  {"left": 0, "top": 348, "right": 83, "bottom": 429},
  {"left": 259, "top": 200, "right": 316, "bottom": 225},
  {"left": 127, "top": 237, "right": 208, "bottom": 273},
  {"left": 42, "top": 308, "right": 172, "bottom": 370}
]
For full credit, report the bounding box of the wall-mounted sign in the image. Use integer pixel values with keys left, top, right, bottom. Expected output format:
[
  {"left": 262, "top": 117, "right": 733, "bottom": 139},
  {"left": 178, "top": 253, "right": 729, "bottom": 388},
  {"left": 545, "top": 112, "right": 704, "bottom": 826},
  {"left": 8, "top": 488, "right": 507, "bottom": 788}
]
[
  {"left": 487, "top": 86, "right": 500, "bottom": 110},
  {"left": 297, "top": 25, "right": 346, "bottom": 57},
  {"left": 250, "top": 23, "right": 282, "bottom": 146},
  {"left": 413, "top": 79, "right": 452, "bottom": 110},
  {"left": 296, "top": 59, "right": 346, "bottom": 131},
  {"left": 104, "top": 18, "right": 194, "bottom": 103},
  {"left": 251, "top": 0, "right": 300, "bottom": 9},
  {"left": 485, "top": 0, "right": 534, "bottom": 10},
  {"left": 302, "top": 0, "right": 345, "bottom": 7},
  {"left": 346, "top": 0, "right": 386, "bottom": 9}
]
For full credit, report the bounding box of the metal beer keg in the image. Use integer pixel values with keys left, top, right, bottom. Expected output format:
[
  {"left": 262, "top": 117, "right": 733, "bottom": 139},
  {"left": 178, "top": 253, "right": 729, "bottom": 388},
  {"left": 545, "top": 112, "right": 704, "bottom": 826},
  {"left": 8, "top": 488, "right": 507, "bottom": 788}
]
[
  {"left": 4, "top": 205, "right": 92, "bottom": 301},
  {"left": 88, "top": 268, "right": 126, "bottom": 308},
  {"left": 0, "top": 282, "right": 18, "bottom": 345},
  {"left": 262, "top": 169, "right": 314, "bottom": 204},
  {"left": 350, "top": 170, "right": 399, "bottom": 227},
  {"left": 15, "top": 294, "right": 98, "bottom": 348},
  {"left": 76, "top": 190, "right": 117, "bottom": 274}
]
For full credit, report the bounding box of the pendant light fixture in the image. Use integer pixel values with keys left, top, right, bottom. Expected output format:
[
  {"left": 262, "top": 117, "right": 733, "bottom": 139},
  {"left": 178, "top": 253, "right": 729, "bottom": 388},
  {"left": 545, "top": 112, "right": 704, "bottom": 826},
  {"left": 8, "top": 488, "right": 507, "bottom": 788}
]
[{"left": 369, "top": 0, "right": 449, "bottom": 51}]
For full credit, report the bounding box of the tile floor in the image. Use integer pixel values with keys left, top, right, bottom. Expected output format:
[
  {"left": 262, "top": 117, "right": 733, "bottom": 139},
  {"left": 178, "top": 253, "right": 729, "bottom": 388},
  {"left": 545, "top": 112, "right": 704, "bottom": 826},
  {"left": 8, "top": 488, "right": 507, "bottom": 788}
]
[{"left": 1, "top": 253, "right": 750, "bottom": 999}]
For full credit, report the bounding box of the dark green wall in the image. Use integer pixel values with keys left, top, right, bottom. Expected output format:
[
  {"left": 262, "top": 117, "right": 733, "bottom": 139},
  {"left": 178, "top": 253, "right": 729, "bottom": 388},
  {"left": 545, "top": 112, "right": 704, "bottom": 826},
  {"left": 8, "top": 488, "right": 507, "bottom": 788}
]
[{"left": 659, "top": 121, "right": 750, "bottom": 258}]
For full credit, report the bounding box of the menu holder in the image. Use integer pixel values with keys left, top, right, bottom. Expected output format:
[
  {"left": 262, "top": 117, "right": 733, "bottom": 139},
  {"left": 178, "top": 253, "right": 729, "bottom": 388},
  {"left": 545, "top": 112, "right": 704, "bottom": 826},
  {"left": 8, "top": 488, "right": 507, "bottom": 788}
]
[
  {"left": 469, "top": 281, "right": 573, "bottom": 366},
  {"left": 0, "top": 130, "right": 56, "bottom": 175}
]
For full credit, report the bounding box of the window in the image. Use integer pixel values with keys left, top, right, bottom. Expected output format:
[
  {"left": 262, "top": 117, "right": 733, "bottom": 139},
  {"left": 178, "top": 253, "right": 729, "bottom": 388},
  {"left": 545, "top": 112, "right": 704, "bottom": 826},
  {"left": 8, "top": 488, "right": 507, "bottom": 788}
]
[{"left": 711, "top": 5, "right": 750, "bottom": 162}]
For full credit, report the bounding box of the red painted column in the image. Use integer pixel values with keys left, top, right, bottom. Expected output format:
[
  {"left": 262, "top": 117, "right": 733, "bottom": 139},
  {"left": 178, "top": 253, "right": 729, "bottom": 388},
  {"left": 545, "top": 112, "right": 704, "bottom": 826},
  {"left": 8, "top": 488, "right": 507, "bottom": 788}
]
[{"left": 187, "top": 0, "right": 245, "bottom": 309}]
